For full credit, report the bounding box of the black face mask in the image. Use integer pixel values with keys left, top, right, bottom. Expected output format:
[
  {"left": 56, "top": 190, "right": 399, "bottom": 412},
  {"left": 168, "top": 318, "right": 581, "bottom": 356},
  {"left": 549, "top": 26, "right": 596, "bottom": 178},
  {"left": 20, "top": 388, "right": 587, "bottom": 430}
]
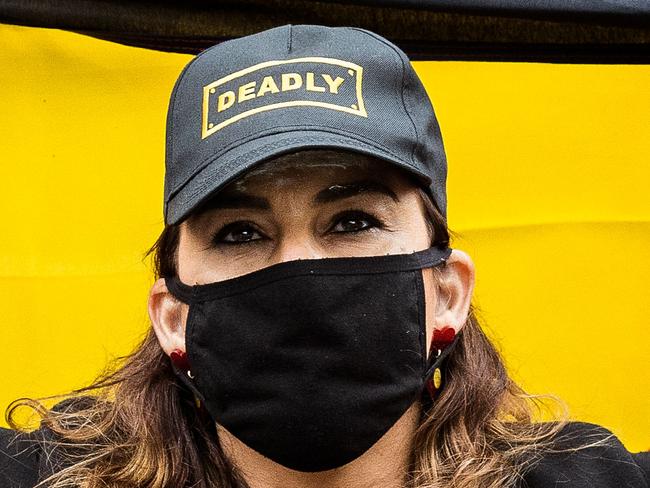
[{"left": 165, "top": 246, "right": 458, "bottom": 472}]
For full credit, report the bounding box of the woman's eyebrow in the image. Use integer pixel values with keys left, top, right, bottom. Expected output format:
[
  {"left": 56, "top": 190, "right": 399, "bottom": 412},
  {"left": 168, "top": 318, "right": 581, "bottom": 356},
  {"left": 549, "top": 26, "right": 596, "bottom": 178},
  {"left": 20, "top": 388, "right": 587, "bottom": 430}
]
[
  {"left": 186, "top": 192, "right": 270, "bottom": 227},
  {"left": 313, "top": 180, "right": 399, "bottom": 205},
  {"left": 197, "top": 192, "right": 271, "bottom": 211}
]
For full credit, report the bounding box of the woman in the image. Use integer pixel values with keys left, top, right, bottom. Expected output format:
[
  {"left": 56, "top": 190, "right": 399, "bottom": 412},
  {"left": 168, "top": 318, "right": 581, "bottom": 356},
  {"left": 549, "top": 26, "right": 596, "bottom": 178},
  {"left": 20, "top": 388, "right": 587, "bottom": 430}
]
[{"left": 2, "top": 24, "right": 648, "bottom": 488}]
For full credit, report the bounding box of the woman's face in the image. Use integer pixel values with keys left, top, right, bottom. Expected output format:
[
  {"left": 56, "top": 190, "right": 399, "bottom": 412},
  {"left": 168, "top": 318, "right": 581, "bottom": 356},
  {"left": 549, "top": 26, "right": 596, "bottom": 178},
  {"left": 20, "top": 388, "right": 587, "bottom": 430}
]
[
  {"left": 150, "top": 149, "right": 474, "bottom": 362},
  {"left": 149, "top": 150, "right": 474, "bottom": 471}
]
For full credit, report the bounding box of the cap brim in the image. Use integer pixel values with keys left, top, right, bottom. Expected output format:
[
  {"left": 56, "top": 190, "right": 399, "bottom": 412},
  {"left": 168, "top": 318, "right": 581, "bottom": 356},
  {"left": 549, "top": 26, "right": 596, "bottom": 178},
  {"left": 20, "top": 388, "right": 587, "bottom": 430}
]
[{"left": 165, "top": 129, "right": 432, "bottom": 225}]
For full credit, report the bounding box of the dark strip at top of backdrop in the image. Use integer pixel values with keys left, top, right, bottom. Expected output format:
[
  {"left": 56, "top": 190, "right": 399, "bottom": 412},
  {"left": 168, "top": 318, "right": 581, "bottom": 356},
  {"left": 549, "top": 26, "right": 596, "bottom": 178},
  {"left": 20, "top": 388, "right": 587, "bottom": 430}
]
[{"left": 1, "top": 0, "right": 649, "bottom": 63}]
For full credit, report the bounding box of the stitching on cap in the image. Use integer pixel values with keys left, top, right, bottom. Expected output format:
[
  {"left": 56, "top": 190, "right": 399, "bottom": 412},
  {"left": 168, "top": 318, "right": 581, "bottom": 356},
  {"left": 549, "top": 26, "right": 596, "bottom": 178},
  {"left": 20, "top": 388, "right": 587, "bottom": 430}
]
[
  {"left": 168, "top": 46, "right": 220, "bottom": 173},
  {"left": 348, "top": 27, "right": 419, "bottom": 167},
  {"left": 167, "top": 64, "right": 190, "bottom": 192},
  {"left": 287, "top": 24, "right": 293, "bottom": 52},
  {"left": 172, "top": 131, "right": 422, "bottom": 211},
  {"left": 170, "top": 122, "right": 372, "bottom": 198},
  {"left": 167, "top": 124, "right": 419, "bottom": 203},
  {"left": 166, "top": 44, "right": 227, "bottom": 222}
]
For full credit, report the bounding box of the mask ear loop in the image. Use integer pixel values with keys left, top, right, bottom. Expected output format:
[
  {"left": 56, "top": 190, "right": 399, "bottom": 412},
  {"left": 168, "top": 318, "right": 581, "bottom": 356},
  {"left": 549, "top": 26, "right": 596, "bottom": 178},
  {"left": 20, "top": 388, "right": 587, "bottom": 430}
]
[
  {"left": 164, "top": 276, "right": 212, "bottom": 420},
  {"left": 169, "top": 349, "right": 212, "bottom": 418},
  {"left": 417, "top": 249, "right": 457, "bottom": 402}
]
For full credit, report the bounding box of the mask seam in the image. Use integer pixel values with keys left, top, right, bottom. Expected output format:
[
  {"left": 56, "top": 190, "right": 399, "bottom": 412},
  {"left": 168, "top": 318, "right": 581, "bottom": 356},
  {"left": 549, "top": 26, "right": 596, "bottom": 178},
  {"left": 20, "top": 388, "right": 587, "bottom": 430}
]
[
  {"left": 187, "top": 266, "right": 446, "bottom": 302},
  {"left": 414, "top": 269, "right": 428, "bottom": 374},
  {"left": 167, "top": 126, "right": 415, "bottom": 203},
  {"left": 177, "top": 247, "right": 452, "bottom": 301}
]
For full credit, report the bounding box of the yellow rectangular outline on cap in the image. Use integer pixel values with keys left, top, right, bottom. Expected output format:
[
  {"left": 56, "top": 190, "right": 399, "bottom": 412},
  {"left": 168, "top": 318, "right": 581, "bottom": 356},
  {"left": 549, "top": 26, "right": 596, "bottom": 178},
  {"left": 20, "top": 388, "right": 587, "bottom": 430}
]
[{"left": 201, "top": 56, "right": 367, "bottom": 139}]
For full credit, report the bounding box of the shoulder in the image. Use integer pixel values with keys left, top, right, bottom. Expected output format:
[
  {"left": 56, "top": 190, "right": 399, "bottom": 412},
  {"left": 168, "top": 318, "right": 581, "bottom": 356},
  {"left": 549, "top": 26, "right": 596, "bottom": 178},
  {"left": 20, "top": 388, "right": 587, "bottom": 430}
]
[
  {"left": 0, "top": 427, "right": 41, "bottom": 488},
  {"left": 521, "top": 421, "right": 650, "bottom": 488},
  {"left": 1, "top": 396, "right": 99, "bottom": 487}
]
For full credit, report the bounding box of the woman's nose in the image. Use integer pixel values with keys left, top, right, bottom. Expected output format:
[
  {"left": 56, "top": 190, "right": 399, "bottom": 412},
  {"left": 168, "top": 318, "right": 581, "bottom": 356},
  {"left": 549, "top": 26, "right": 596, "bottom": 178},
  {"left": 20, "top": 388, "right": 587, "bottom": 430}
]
[{"left": 275, "top": 240, "right": 323, "bottom": 263}]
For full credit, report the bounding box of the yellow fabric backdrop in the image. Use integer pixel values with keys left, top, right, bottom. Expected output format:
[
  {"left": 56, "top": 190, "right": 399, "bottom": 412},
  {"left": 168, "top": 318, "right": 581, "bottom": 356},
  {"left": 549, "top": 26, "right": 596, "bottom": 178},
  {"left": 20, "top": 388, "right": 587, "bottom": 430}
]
[{"left": 1, "top": 24, "right": 648, "bottom": 452}]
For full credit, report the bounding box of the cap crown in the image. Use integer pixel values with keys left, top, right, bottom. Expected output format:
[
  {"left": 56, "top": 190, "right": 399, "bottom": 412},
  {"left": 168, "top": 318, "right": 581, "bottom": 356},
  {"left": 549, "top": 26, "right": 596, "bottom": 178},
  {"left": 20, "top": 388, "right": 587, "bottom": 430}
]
[{"left": 164, "top": 24, "right": 447, "bottom": 224}]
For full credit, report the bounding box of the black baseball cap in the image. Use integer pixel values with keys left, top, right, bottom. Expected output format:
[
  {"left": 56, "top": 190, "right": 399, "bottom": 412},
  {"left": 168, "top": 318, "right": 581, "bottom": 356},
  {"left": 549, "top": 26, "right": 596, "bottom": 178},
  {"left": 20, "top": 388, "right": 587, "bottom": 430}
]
[{"left": 163, "top": 24, "right": 448, "bottom": 225}]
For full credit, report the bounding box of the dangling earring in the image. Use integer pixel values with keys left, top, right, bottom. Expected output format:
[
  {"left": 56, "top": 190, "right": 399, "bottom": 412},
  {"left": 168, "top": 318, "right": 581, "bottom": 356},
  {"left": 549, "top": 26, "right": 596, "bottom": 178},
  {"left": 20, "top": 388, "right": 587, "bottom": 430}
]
[
  {"left": 170, "top": 349, "right": 204, "bottom": 410},
  {"left": 170, "top": 349, "right": 194, "bottom": 379},
  {"left": 426, "top": 326, "right": 456, "bottom": 398}
]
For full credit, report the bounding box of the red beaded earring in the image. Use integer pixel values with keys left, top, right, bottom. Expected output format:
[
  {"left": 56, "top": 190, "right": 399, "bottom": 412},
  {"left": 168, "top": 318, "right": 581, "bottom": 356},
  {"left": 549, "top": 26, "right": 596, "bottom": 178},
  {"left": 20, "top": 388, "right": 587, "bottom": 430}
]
[
  {"left": 170, "top": 349, "right": 204, "bottom": 411},
  {"left": 170, "top": 349, "right": 194, "bottom": 379},
  {"left": 426, "top": 326, "right": 456, "bottom": 398},
  {"left": 430, "top": 326, "right": 456, "bottom": 353}
]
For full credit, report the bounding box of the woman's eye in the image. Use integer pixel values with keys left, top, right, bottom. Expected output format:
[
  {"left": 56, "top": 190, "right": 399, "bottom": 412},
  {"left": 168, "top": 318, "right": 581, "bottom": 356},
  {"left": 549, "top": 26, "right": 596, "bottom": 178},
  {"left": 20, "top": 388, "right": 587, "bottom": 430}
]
[
  {"left": 330, "top": 212, "right": 382, "bottom": 233},
  {"left": 212, "top": 222, "right": 264, "bottom": 245}
]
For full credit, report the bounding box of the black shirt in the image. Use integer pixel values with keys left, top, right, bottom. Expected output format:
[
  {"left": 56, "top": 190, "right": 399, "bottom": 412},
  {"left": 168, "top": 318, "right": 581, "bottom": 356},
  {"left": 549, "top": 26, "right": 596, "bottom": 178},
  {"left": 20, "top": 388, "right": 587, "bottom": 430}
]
[{"left": 1, "top": 421, "right": 649, "bottom": 487}]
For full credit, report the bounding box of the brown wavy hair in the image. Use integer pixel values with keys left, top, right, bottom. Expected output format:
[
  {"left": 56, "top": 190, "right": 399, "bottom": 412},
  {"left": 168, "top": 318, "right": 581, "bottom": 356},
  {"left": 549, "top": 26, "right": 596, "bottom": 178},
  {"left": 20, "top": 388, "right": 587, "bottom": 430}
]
[{"left": 7, "top": 151, "right": 577, "bottom": 488}]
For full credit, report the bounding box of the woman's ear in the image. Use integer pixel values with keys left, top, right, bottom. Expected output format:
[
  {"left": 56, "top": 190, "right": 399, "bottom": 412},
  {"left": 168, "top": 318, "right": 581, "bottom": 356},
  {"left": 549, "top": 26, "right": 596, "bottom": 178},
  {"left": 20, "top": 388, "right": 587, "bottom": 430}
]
[
  {"left": 434, "top": 249, "right": 475, "bottom": 333},
  {"left": 148, "top": 278, "right": 188, "bottom": 355},
  {"left": 423, "top": 249, "right": 475, "bottom": 356}
]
